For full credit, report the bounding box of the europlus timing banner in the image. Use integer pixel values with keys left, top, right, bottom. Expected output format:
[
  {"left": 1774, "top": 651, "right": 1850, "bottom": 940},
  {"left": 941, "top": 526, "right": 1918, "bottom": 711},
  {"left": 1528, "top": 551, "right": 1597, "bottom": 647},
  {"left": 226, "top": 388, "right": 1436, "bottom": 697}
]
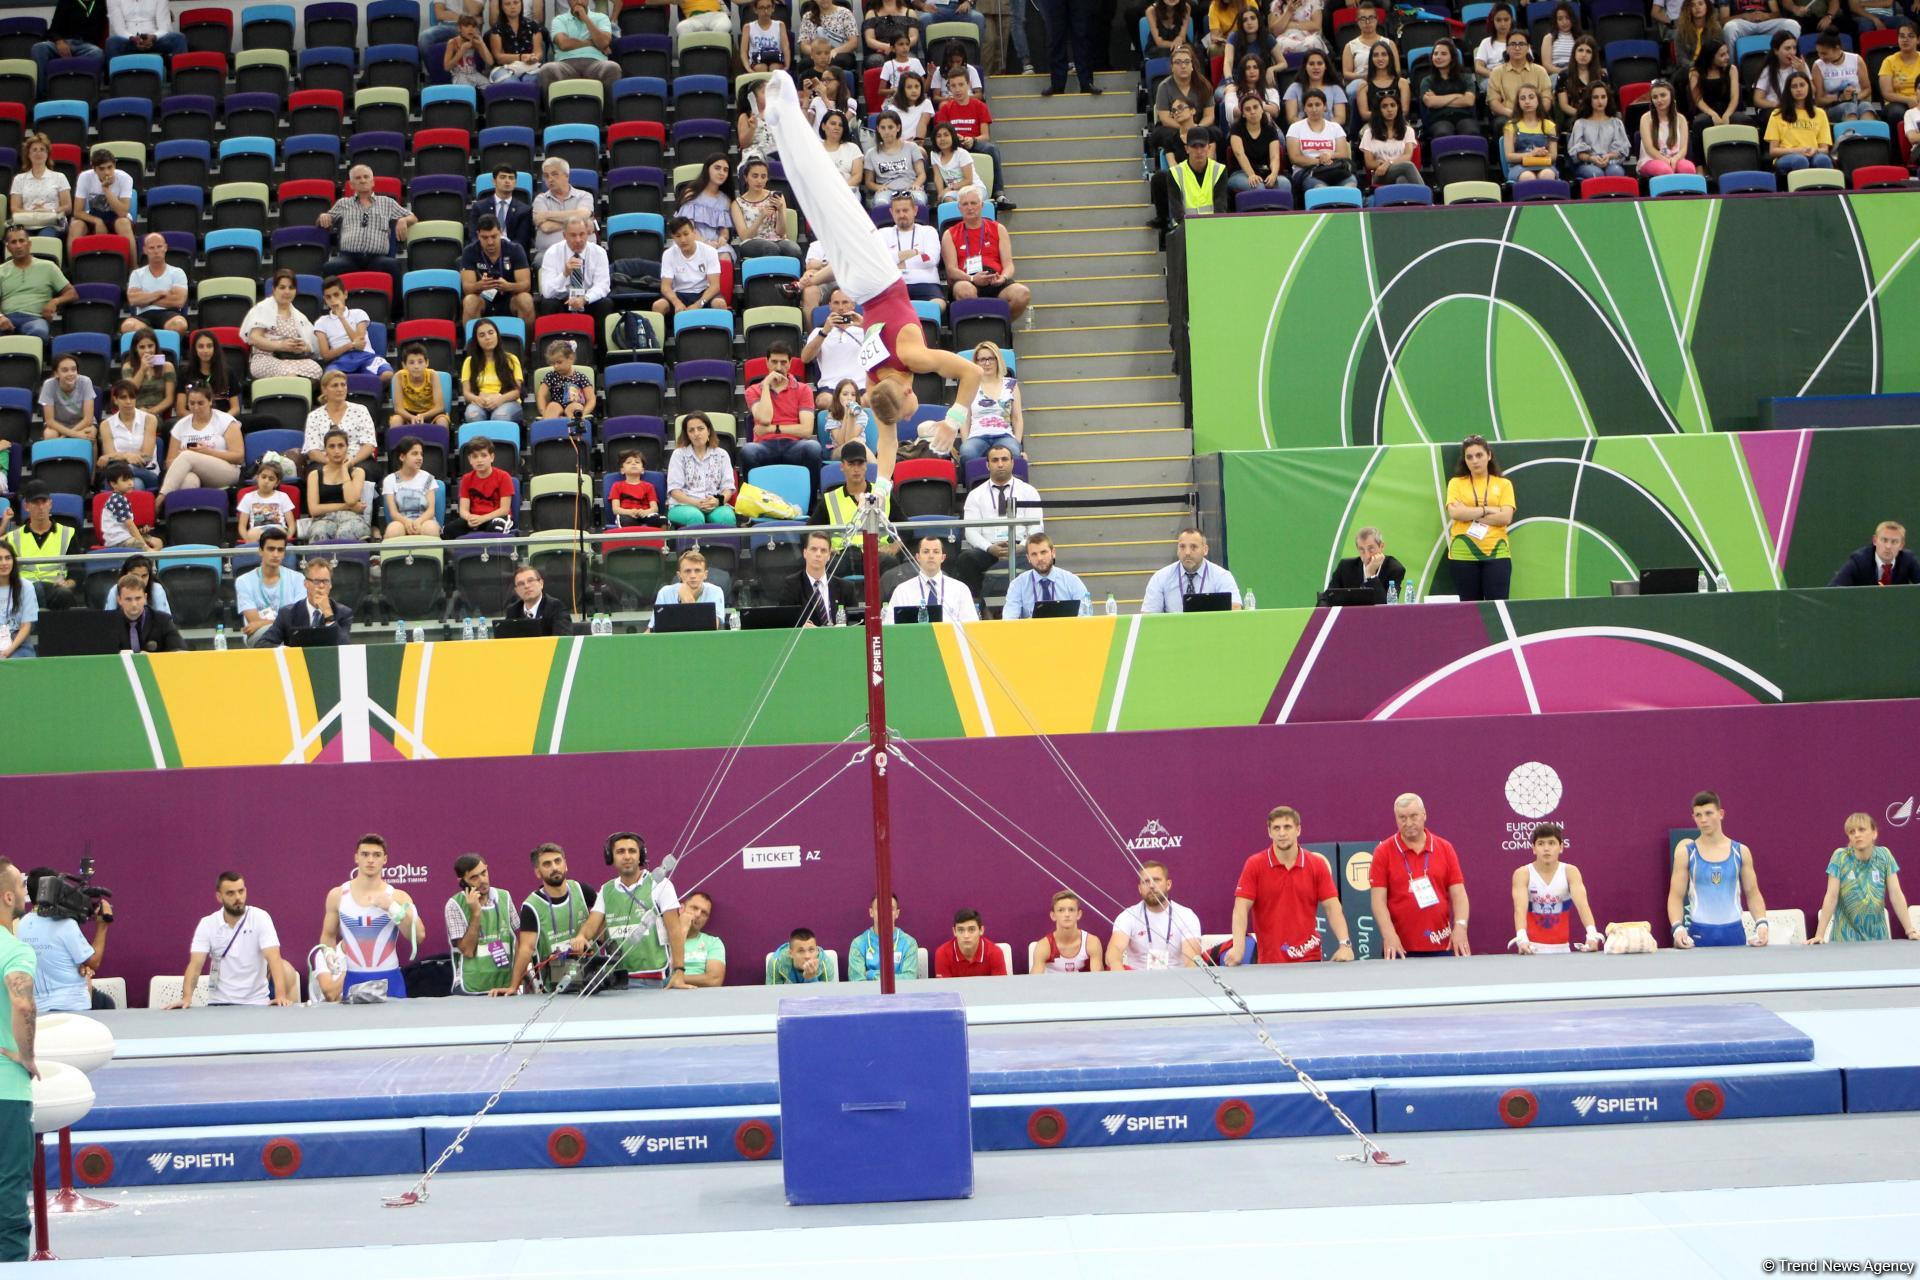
[{"left": 1187, "top": 192, "right": 1920, "bottom": 453}]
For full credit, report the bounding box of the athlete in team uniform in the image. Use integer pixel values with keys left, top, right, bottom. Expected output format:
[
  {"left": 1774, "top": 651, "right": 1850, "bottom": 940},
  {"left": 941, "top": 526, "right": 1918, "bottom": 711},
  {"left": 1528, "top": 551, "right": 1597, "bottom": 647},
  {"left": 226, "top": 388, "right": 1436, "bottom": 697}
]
[
  {"left": 1667, "top": 790, "right": 1771, "bottom": 948},
  {"left": 1508, "top": 823, "right": 1602, "bottom": 954},
  {"left": 1029, "top": 890, "right": 1104, "bottom": 973},
  {"left": 760, "top": 69, "right": 983, "bottom": 481},
  {"left": 318, "top": 835, "right": 425, "bottom": 999}
]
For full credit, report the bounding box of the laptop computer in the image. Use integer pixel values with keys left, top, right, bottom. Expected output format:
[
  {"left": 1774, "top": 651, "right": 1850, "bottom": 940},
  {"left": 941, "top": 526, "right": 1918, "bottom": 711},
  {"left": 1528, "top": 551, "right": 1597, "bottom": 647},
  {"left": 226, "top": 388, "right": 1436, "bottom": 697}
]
[
  {"left": 1319, "top": 586, "right": 1382, "bottom": 607},
  {"left": 284, "top": 626, "right": 342, "bottom": 648},
  {"left": 492, "top": 618, "right": 546, "bottom": 640},
  {"left": 36, "top": 610, "right": 128, "bottom": 657},
  {"left": 1182, "top": 591, "right": 1236, "bottom": 613},
  {"left": 1030, "top": 600, "right": 1082, "bottom": 619},
  {"left": 741, "top": 605, "right": 806, "bottom": 630},
  {"left": 652, "top": 602, "right": 719, "bottom": 633},
  {"left": 892, "top": 604, "right": 944, "bottom": 624},
  {"left": 1638, "top": 567, "right": 1701, "bottom": 597}
]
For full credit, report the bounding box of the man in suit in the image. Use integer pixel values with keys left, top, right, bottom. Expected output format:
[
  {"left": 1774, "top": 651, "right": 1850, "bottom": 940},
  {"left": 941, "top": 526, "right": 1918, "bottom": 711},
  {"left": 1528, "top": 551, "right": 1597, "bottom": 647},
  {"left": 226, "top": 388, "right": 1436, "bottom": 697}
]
[
  {"left": 111, "top": 574, "right": 183, "bottom": 653},
  {"left": 1829, "top": 521, "right": 1918, "bottom": 587},
  {"left": 259, "top": 559, "right": 353, "bottom": 646},
  {"left": 777, "top": 531, "right": 862, "bottom": 626},
  {"left": 468, "top": 166, "right": 534, "bottom": 252},
  {"left": 1326, "top": 526, "right": 1407, "bottom": 602},
  {"left": 501, "top": 564, "right": 577, "bottom": 635}
]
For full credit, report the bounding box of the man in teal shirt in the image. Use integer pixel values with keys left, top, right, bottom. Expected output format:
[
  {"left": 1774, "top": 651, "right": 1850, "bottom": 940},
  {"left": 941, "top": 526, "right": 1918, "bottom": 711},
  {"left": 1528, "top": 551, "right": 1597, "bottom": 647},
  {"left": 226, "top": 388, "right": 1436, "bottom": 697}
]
[
  {"left": 0, "top": 858, "right": 40, "bottom": 1263},
  {"left": 539, "top": 0, "right": 619, "bottom": 91},
  {"left": 848, "top": 894, "right": 919, "bottom": 981}
]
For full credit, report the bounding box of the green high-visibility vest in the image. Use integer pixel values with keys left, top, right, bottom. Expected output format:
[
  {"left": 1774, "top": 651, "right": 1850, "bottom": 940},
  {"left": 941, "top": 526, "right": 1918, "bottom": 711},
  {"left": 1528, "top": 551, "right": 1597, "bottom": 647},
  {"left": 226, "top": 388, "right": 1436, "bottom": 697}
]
[
  {"left": 450, "top": 890, "right": 516, "bottom": 993},
  {"left": 596, "top": 872, "right": 668, "bottom": 972}
]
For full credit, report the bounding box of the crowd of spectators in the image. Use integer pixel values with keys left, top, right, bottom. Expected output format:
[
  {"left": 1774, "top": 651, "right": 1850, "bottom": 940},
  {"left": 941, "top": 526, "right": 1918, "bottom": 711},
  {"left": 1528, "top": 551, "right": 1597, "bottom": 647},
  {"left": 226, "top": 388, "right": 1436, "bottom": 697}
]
[{"left": 0, "top": 0, "right": 1079, "bottom": 647}]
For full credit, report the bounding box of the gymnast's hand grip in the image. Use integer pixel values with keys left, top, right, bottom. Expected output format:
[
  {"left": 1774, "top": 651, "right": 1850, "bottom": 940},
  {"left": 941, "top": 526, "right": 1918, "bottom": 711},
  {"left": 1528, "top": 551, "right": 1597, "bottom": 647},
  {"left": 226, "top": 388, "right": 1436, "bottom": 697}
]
[{"left": 840, "top": 1101, "right": 907, "bottom": 1113}]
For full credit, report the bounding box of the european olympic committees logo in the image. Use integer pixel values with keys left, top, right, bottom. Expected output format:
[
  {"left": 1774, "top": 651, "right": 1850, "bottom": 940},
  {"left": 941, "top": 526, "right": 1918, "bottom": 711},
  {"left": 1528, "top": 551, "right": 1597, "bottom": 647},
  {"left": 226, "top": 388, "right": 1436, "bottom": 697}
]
[{"left": 1504, "top": 762, "right": 1564, "bottom": 819}]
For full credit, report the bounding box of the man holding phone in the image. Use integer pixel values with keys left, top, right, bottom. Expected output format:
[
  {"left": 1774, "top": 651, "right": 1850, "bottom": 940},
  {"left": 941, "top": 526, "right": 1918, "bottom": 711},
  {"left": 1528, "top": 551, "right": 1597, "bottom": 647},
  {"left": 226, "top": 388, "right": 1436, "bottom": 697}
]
[
  {"left": 461, "top": 215, "right": 535, "bottom": 328},
  {"left": 802, "top": 288, "right": 869, "bottom": 412}
]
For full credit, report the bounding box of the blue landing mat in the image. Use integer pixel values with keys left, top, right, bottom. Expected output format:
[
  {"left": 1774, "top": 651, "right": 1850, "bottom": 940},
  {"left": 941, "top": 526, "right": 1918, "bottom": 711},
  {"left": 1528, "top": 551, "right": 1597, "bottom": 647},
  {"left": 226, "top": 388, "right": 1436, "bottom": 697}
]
[{"left": 83, "top": 1002, "right": 1811, "bottom": 1130}]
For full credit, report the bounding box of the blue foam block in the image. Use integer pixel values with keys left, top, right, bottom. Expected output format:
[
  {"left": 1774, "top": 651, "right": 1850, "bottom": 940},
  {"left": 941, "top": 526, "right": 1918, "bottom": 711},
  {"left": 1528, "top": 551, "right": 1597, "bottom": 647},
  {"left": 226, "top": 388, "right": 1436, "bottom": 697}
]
[
  {"left": 1375, "top": 1067, "right": 1842, "bottom": 1132},
  {"left": 425, "top": 1111, "right": 781, "bottom": 1173},
  {"left": 1841, "top": 1065, "right": 1920, "bottom": 1114},
  {"left": 777, "top": 992, "right": 972, "bottom": 1205}
]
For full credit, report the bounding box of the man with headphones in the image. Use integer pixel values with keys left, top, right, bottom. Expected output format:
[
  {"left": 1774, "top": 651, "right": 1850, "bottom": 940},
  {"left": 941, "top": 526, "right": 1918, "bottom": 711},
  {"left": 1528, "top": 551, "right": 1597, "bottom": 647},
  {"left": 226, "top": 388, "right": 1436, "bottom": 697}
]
[{"left": 569, "top": 831, "right": 689, "bottom": 989}]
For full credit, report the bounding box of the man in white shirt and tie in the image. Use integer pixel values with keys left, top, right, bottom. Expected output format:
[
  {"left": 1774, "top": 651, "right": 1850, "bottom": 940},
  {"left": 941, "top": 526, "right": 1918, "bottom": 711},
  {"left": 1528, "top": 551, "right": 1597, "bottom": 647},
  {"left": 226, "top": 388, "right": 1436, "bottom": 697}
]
[
  {"left": 887, "top": 531, "right": 979, "bottom": 622},
  {"left": 1141, "top": 528, "right": 1241, "bottom": 613},
  {"left": 955, "top": 442, "right": 1043, "bottom": 598},
  {"left": 1002, "top": 532, "right": 1089, "bottom": 619},
  {"left": 537, "top": 214, "right": 613, "bottom": 330}
]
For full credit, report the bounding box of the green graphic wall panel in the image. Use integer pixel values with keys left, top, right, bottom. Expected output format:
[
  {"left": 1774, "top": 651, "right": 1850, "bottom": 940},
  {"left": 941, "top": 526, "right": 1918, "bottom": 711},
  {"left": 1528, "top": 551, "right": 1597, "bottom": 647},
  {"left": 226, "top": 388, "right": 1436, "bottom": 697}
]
[
  {"left": 1218, "top": 424, "right": 1918, "bottom": 604},
  {"left": 1190, "top": 193, "right": 1920, "bottom": 452}
]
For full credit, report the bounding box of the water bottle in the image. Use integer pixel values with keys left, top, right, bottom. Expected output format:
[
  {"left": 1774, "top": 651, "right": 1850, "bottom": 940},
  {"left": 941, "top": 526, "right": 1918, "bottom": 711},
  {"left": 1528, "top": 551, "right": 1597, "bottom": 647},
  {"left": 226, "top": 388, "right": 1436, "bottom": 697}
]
[
  {"left": 1386, "top": 581, "right": 1399, "bottom": 605},
  {"left": 1714, "top": 572, "right": 1730, "bottom": 593},
  {"left": 1697, "top": 570, "right": 1709, "bottom": 594},
  {"left": 1403, "top": 584, "right": 1417, "bottom": 605},
  {"left": 727, "top": 607, "right": 741, "bottom": 631},
  {"left": 592, "top": 613, "right": 605, "bottom": 636},
  {"left": 461, "top": 616, "right": 475, "bottom": 642},
  {"left": 477, "top": 617, "right": 492, "bottom": 641},
  {"left": 1079, "top": 597, "right": 1090, "bottom": 617},
  {"left": 1243, "top": 589, "right": 1257, "bottom": 611},
  {"left": 394, "top": 619, "right": 408, "bottom": 645},
  {"left": 834, "top": 604, "right": 847, "bottom": 626},
  {"left": 212, "top": 623, "right": 227, "bottom": 651},
  {"left": 1104, "top": 594, "right": 1117, "bottom": 616},
  {"left": 411, "top": 624, "right": 426, "bottom": 644},
  {"left": 915, "top": 601, "right": 927, "bottom": 624}
]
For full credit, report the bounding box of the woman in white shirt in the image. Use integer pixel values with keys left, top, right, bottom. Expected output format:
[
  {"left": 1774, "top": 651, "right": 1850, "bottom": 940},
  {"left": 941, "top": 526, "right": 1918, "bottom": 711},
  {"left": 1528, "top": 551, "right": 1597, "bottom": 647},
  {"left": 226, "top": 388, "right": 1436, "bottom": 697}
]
[
  {"left": 1358, "top": 91, "right": 1423, "bottom": 186},
  {"left": 1221, "top": 55, "right": 1283, "bottom": 129},
  {"left": 819, "top": 111, "right": 866, "bottom": 189},
  {"left": 8, "top": 134, "right": 70, "bottom": 233},
  {"left": 958, "top": 342, "right": 1023, "bottom": 462},
  {"left": 1270, "top": 0, "right": 1328, "bottom": 60},
  {"left": 1286, "top": 88, "right": 1356, "bottom": 195},
  {"left": 241, "top": 270, "right": 322, "bottom": 381},
  {"left": 1475, "top": 3, "right": 1516, "bottom": 85},
  {"left": 889, "top": 73, "right": 937, "bottom": 143},
  {"left": 666, "top": 413, "right": 738, "bottom": 526},
  {"left": 98, "top": 381, "right": 160, "bottom": 490},
  {"left": 159, "top": 387, "right": 243, "bottom": 495},
  {"left": 381, "top": 438, "right": 440, "bottom": 538}
]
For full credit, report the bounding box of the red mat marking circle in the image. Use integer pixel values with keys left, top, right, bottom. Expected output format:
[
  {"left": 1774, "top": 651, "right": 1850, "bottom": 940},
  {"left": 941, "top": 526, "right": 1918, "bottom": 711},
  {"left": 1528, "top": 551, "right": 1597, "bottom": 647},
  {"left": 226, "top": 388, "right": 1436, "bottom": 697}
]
[
  {"left": 1685, "top": 1080, "right": 1725, "bottom": 1120},
  {"left": 547, "top": 1127, "right": 588, "bottom": 1167},
  {"left": 734, "top": 1120, "right": 775, "bottom": 1159},
  {"left": 262, "top": 1138, "right": 303, "bottom": 1178},
  {"left": 1215, "top": 1099, "right": 1255, "bottom": 1139},
  {"left": 1027, "top": 1107, "right": 1068, "bottom": 1147},
  {"left": 1498, "top": 1088, "right": 1538, "bottom": 1127},
  {"left": 75, "top": 1146, "right": 113, "bottom": 1185}
]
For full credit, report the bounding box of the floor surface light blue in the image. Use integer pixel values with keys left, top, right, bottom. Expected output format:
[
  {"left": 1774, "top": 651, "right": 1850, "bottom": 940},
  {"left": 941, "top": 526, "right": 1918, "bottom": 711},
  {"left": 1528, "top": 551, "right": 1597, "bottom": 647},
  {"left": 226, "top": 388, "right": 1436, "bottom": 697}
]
[{"left": 41, "top": 1180, "right": 1919, "bottom": 1279}]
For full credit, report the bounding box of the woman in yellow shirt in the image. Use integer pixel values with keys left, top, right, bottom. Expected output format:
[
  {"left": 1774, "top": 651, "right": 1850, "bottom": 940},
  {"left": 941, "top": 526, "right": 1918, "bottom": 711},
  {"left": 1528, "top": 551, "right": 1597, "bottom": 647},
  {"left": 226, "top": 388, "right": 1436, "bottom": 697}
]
[
  {"left": 1764, "top": 71, "right": 1834, "bottom": 174},
  {"left": 1444, "top": 433, "right": 1516, "bottom": 600},
  {"left": 459, "top": 320, "right": 525, "bottom": 423}
]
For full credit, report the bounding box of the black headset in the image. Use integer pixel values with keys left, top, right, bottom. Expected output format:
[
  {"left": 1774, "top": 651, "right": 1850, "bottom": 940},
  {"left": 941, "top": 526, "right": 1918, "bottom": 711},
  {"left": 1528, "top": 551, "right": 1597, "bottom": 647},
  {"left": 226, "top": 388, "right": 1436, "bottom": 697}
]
[{"left": 603, "top": 831, "right": 646, "bottom": 867}]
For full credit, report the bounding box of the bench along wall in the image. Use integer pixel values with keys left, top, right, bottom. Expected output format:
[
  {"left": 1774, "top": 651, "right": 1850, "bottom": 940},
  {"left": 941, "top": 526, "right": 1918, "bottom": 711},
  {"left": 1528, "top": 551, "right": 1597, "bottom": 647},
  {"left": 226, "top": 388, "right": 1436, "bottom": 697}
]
[
  {"left": 1187, "top": 192, "right": 1920, "bottom": 453},
  {"left": 2, "top": 697, "right": 1913, "bottom": 998}
]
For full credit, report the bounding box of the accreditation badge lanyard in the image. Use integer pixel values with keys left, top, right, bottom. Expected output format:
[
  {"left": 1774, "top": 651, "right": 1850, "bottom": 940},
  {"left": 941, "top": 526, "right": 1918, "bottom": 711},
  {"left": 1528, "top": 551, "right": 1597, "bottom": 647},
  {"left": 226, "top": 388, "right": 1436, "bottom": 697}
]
[
  {"left": 1465, "top": 476, "right": 1492, "bottom": 541},
  {"left": 958, "top": 223, "right": 986, "bottom": 277},
  {"left": 211, "top": 908, "right": 248, "bottom": 978},
  {"left": 481, "top": 893, "right": 511, "bottom": 968},
  {"left": 1141, "top": 905, "right": 1173, "bottom": 969},
  {"left": 1397, "top": 835, "right": 1440, "bottom": 910},
  {"left": 611, "top": 876, "right": 653, "bottom": 943}
]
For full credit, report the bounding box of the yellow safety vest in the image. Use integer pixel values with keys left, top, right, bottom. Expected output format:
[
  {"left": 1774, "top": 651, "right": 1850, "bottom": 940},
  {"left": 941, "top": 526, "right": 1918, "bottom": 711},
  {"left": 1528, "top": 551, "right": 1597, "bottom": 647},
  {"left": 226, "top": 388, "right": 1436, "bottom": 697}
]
[
  {"left": 1171, "top": 160, "right": 1225, "bottom": 218},
  {"left": 6, "top": 523, "right": 72, "bottom": 582},
  {"left": 821, "top": 486, "right": 896, "bottom": 553}
]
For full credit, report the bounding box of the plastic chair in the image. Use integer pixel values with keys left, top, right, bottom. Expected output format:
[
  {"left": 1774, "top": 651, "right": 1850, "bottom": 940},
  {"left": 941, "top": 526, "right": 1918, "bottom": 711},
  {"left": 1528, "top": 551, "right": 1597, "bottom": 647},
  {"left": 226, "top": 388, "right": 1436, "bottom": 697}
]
[{"left": 1648, "top": 173, "right": 1708, "bottom": 197}]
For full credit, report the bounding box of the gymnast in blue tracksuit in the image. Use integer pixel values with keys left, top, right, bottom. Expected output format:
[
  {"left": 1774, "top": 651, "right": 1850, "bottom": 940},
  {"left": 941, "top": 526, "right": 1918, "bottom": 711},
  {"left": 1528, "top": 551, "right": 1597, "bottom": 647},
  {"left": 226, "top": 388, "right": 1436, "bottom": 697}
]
[{"left": 1668, "top": 790, "right": 1771, "bottom": 949}]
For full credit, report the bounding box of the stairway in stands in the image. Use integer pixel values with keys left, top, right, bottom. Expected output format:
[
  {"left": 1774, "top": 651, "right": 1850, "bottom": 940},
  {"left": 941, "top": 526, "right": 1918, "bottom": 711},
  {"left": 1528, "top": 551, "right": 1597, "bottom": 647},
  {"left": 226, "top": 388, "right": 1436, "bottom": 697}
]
[{"left": 990, "top": 71, "right": 1192, "bottom": 607}]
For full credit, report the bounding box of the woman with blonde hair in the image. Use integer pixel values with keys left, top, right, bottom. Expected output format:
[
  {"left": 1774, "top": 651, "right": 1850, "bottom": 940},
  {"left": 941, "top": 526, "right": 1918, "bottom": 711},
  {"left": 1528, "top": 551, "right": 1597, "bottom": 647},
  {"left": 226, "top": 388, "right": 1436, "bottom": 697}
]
[
  {"left": 958, "top": 342, "right": 1024, "bottom": 462},
  {"left": 8, "top": 133, "right": 70, "bottom": 233}
]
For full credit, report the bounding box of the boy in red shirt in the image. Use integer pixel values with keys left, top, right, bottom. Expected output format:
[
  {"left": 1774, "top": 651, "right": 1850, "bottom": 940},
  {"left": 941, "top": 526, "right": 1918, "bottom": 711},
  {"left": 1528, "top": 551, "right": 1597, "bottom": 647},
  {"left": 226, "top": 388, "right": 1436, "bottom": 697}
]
[
  {"left": 447, "top": 436, "right": 515, "bottom": 537},
  {"left": 933, "top": 908, "right": 1008, "bottom": 977},
  {"left": 608, "top": 452, "right": 663, "bottom": 528},
  {"left": 1228, "top": 806, "right": 1352, "bottom": 964},
  {"left": 934, "top": 69, "right": 1010, "bottom": 207},
  {"left": 1370, "top": 792, "right": 1471, "bottom": 958}
]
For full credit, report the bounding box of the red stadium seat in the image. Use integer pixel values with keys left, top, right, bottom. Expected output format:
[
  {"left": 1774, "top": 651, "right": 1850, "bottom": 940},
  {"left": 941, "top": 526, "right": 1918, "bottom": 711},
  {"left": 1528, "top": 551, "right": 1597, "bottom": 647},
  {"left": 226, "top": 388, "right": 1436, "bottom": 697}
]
[
  {"left": 1850, "top": 164, "right": 1910, "bottom": 190},
  {"left": 1580, "top": 176, "right": 1639, "bottom": 199}
]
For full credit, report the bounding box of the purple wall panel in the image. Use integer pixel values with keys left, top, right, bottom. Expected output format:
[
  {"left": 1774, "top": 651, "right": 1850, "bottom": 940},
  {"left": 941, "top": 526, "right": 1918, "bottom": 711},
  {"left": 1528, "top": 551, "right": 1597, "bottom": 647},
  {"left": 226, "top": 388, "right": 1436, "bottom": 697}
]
[{"left": 6, "top": 698, "right": 1913, "bottom": 1002}]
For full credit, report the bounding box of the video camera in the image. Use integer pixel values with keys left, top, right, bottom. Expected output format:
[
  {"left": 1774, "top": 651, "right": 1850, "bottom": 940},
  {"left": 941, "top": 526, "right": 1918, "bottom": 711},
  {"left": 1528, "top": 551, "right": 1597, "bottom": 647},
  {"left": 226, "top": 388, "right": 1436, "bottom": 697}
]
[{"left": 35, "top": 858, "right": 114, "bottom": 925}]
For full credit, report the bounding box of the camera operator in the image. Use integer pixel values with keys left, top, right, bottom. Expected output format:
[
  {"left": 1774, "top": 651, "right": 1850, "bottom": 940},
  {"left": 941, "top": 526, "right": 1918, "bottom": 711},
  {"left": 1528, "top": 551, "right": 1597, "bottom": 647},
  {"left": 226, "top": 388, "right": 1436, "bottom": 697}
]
[
  {"left": 446, "top": 854, "right": 518, "bottom": 996},
  {"left": 505, "top": 842, "right": 596, "bottom": 995},
  {"left": 171, "top": 871, "right": 296, "bottom": 1007},
  {"left": 574, "top": 832, "right": 688, "bottom": 989},
  {"left": 18, "top": 868, "right": 112, "bottom": 1012}
]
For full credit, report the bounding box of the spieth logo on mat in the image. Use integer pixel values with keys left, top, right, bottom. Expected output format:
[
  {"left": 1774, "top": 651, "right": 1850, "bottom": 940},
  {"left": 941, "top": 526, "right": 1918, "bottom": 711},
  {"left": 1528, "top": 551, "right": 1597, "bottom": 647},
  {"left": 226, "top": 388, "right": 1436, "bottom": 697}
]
[
  {"left": 1100, "top": 1113, "right": 1189, "bottom": 1135},
  {"left": 147, "top": 1151, "right": 236, "bottom": 1173},
  {"left": 1571, "top": 1095, "right": 1658, "bottom": 1117},
  {"left": 1126, "top": 821, "right": 1184, "bottom": 854},
  {"left": 621, "top": 1133, "right": 710, "bottom": 1156}
]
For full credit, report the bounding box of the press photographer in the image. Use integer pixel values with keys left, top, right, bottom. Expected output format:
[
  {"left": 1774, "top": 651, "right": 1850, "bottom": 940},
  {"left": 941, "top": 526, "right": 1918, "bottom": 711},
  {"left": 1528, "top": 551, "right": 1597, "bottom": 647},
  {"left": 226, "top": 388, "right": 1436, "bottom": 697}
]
[{"left": 18, "top": 864, "right": 114, "bottom": 1012}]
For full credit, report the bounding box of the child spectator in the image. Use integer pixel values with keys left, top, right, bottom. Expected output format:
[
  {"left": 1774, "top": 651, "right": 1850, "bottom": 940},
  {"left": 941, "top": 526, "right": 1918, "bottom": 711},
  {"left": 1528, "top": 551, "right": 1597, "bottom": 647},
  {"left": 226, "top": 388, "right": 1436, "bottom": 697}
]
[
  {"left": 934, "top": 70, "right": 1010, "bottom": 207},
  {"left": 100, "top": 463, "right": 162, "bottom": 550},
  {"left": 740, "top": 0, "right": 790, "bottom": 71},
  {"left": 316, "top": 277, "right": 394, "bottom": 382},
  {"left": 1811, "top": 814, "right": 1916, "bottom": 944},
  {"left": 382, "top": 439, "right": 441, "bottom": 539},
  {"left": 390, "top": 344, "right": 450, "bottom": 429},
  {"left": 38, "top": 355, "right": 96, "bottom": 450},
  {"left": 608, "top": 452, "right": 663, "bottom": 528},
  {"left": 931, "top": 45, "right": 981, "bottom": 101},
  {"left": 235, "top": 458, "right": 296, "bottom": 543},
  {"left": 536, "top": 339, "right": 596, "bottom": 427},
  {"left": 444, "top": 12, "right": 494, "bottom": 87},
  {"left": 653, "top": 216, "right": 727, "bottom": 320},
  {"left": 1503, "top": 84, "right": 1559, "bottom": 181},
  {"left": 877, "top": 31, "right": 924, "bottom": 93},
  {"left": 445, "top": 436, "right": 514, "bottom": 537}
]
